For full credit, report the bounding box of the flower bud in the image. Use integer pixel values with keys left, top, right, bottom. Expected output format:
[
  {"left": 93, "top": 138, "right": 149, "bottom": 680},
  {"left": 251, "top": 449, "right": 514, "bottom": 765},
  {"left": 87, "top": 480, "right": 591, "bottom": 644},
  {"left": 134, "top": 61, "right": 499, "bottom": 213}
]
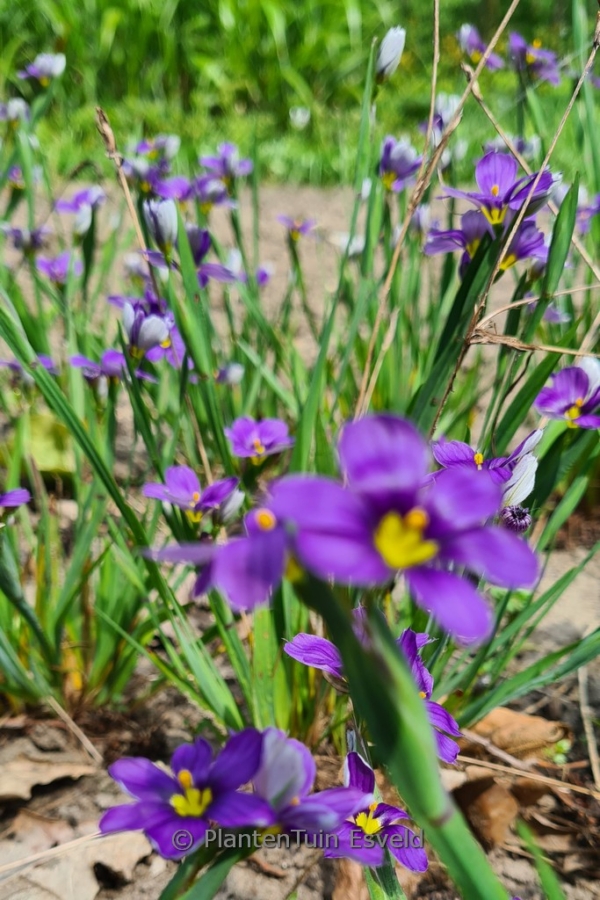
[
  {"left": 376, "top": 27, "right": 406, "bottom": 82},
  {"left": 500, "top": 506, "right": 532, "bottom": 534}
]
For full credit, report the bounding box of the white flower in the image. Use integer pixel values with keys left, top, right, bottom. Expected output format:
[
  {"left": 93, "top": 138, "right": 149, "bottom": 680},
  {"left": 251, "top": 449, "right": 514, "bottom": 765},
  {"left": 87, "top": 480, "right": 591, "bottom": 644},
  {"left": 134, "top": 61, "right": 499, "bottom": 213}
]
[
  {"left": 289, "top": 107, "right": 311, "bottom": 130},
  {"left": 376, "top": 27, "right": 406, "bottom": 81}
]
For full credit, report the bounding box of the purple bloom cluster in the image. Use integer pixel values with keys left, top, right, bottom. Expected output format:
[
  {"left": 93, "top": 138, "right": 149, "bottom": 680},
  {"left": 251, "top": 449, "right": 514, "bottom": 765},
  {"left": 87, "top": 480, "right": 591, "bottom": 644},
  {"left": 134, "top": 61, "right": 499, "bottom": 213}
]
[
  {"left": 100, "top": 729, "right": 424, "bottom": 871},
  {"left": 225, "top": 416, "right": 294, "bottom": 460},
  {"left": 285, "top": 613, "right": 461, "bottom": 764},
  {"left": 150, "top": 414, "right": 538, "bottom": 642}
]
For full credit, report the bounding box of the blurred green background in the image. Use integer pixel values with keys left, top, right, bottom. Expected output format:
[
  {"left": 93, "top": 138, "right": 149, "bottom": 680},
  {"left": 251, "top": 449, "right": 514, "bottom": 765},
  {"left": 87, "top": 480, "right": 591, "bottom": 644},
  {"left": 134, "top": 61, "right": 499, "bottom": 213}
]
[{"left": 2, "top": 0, "right": 599, "bottom": 183}]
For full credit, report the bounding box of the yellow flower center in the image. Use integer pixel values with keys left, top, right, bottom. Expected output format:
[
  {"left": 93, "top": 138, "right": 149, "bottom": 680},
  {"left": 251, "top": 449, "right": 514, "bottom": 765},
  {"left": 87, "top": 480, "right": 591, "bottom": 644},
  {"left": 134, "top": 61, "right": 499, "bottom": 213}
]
[
  {"left": 466, "top": 239, "right": 481, "bottom": 259},
  {"left": 382, "top": 171, "right": 396, "bottom": 192},
  {"left": 473, "top": 452, "right": 484, "bottom": 469},
  {"left": 471, "top": 49, "right": 482, "bottom": 63},
  {"left": 355, "top": 802, "right": 382, "bottom": 836},
  {"left": 290, "top": 227, "right": 301, "bottom": 241},
  {"left": 253, "top": 438, "right": 266, "bottom": 456},
  {"left": 256, "top": 508, "right": 277, "bottom": 531},
  {"left": 499, "top": 253, "right": 517, "bottom": 271},
  {"left": 566, "top": 397, "right": 584, "bottom": 427},
  {"left": 285, "top": 556, "right": 304, "bottom": 583},
  {"left": 140, "top": 180, "right": 151, "bottom": 193},
  {"left": 39, "top": 76, "right": 50, "bottom": 87},
  {"left": 200, "top": 202, "right": 213, "bottom": 215},
  {"left": 171, "top": 770, "right": 213, "bottom": 818},
  {"left": 419, "top": 691, "right": 427, "bottom": 699},
  {"left": 483, "top": 206, "right": 506, "bottom": 226},
  {"left": 373, "top": 508, "right": 439, "bottom": 570},
  {"left": 533, "top": 38, "right": 542, "bottom": 48}
]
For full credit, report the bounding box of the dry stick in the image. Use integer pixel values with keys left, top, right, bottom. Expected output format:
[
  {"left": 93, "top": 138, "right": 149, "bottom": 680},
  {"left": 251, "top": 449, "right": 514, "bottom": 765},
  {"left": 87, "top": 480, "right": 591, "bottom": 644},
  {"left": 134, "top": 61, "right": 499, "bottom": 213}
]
[
  {"left": 95, "top": 107, "right": 214, "bottom": 484},
  {"left": 469, "top": 332, "right": 600, "bottom": 358},
  {"left": 0, "top": 832, "right": 103, "bottom": 877},
  {"left": 456, "top": 755, "right": 600, "bottom": 801},
  {"left": 429, "top": 20, "right": 600, "bottom": 436},
  {"left": 354, "top": 0, "right": 524, "bottom": 417},
  {"left": 478, "top": 284, "right": 600, "bottom": 331},
  {"left": 44, "top": 694, "right": 103, "bottom": 765}
]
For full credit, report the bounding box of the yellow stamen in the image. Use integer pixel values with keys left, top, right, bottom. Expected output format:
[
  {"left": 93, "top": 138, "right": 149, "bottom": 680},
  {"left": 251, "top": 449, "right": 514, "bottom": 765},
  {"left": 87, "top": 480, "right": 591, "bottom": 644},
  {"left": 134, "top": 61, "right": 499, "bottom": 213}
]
[
  {"left": 171, "top": 771, "right": 213, "bottom": 818},
  {"left": 186, "top": 510, "right": 203, "bottom": 524},
  {"left": 382, "top": 171, "right": 396, "bottom": 192},
  {"left": 419, "top": 691, "right": 427, "bottom": 699},
  {"left": 255, "top": 508, "right": 277, "bottom": 531},
  {"left": 355, "top": 801, "right": 382, "bottom": 836},
  {"left": 490, "top": 185, "right": 500, "bottom": 197},
  {"left": 160, "top": 337, "right": 172, "bottom": 349},
  {"left": 499, "top": 253, "right": 517, "bottom": 271},
  {"left": 253, "top": 438, "right": 266, "bottom": 456},
  {"left": 565, "top": 398, "right": 584, "bottom": 427},
  {"left": 373, "top": 508, "right": 439, "bottom": 570},
  {"left": 473, "top": 452, "right": 484, "bottom": 469}
]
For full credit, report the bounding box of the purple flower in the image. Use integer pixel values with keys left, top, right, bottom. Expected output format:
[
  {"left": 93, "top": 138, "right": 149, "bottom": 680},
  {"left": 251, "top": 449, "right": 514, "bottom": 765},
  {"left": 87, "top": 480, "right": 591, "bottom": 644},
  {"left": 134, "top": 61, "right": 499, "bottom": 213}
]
[
  {"left": 122, "top": 157, "right": 165, "bottom": 193},
  {"left": 135, "top": 135, "right": 180, "bottom": 162},
  {"left": 0, "top": 99, "right": 30, "bottom": 124},
  {"left": 1, "top": 224, "right": 49, "bottom": 254},
  {"left": 457, "top": 24, "right": 504, "bottom": 70},
  {"left": 199, "top": 143, "right": 253, "bottom": 189},
  {"left": 17, "top": 53, "right": 66, "bottom": 84},
  {"left": 379, "top": 137, "right": 422, "bottom": 192},
  {"left": 123, "top": 301, "right": 171, "bottom": 359},
  {"left": 277, "top": 216, "right": 317, "bottom": 241},
  {"left": 324, "top": 753, "right": 428, "bottom": 871},
  {"left": 143, "top": 467, "right": 239, "bottom": 523},
  {"left": 55, "top": 187, "right": 105, "bottom": 214},
  {"left": 534, "top": 359, "right": 600, "bottom": 429},
  {"left": 268, "top": 415, "right": 539, "bottom": 645},
  {"left": 184, "top": 225, "right": 236, "bottom": 288},
  {"left": 432, "top": 430, "right": 543, "bottom": 485},
  {"left": 153, "top": 176, "right": 193, "bottom": 203},
  {"left": 70, "top": 349, "right": 157, "bottom": 383},
  {"left": 285, "top": 617, "right": 461, "bottom": 764},
  {"left": 225, "top": 416, "right": 294, "bottom": 460},
  {"left": 143, "top": 199, "right": 178, "bottom": 259},
  {"left": 216, "top": 362, "right": 245, "bottom": 385},
  {"left": 253, "top": 729, "right": 369, "bottom": 837},
  {"left": 194, "top": 176, "right": 236, "bottom": 214},
  {"left": 424, "top": 210, "right": 493, "bottom": 278},
  {"left": 442, "top": 152, "right": 555, "bottom": 226},
  {"left": 99, "top": 731, "right": 274, "bottom": 860},
  {"left": 36, "top": 251, "right": 83, "bottom": 285},
  {"left": 148, "top": 505, "right": 292, "bottom": 611},
  {"left": 509, "top": 33, "right": 561, "bottom": 86},
  {"left": 0, "top": 355, "right": 58, "bottom": 381},
  {"left": 0, "top": 488, "right": 30, "bottom": 509}
]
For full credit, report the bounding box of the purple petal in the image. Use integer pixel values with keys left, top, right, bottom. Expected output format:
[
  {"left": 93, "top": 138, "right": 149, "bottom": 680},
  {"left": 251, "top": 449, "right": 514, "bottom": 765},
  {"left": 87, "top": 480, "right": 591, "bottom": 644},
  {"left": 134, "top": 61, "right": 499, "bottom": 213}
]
[
  {"left": 338, "top": 415, "right": 429, "bottom": 496},
  {"left": 535, "top": 367, "right": 589, "bottom": 416},
  {"left": 165, "top": 466, "right": 201, "bottom": 500},
  {"left": 434, "top": 730, "right": 461, "bottom": 764},
  {"left": 208, "top": 790, "right": 275, "bottom": 828},
  {"left": 284, "top": 788, "right": 367, "bottom": 832},
  {"left": 99, "top": 800, "right": 172, "bottom": 834},
  {"left": 212, "top": 529, "right": 287, "bottom": 611},
  {"left": 431, "top": 439, "right": 475, "bottom": 468},
  {"left": 396, "top": 629, "right": 434, "bottom": 697},
  {"left": 405, "top": 568, "right": 493, "bottom": 645},
  {"left": 344, "top": 752, "right": 375, "bottom": 794},
  {"left": 385, "top": 824, "right": 428, "bottom": 871},
  {"left": 284, "top": 634, "right": 344, "bottom": 678},
  {"left": 374, "top": 802, "right": 409, "bottom": 826},
  {"left": 200, "top": 476, "right": 239, "bottom": 510},
  {"left": 108, "top": 758, "right": 177, "bottom": 801},
  {"left": 209, "top": 728, "right": 264, "bottom": 791},
  {"left": 475, "top": 152, "right": 518, "bottom": 196},
  {"left": 144, "top": 542, "right": 216, "bottom": 566},
  {"left": 442, "top": 526, "right": 539, "bottom": 588},
  {"left": 425, "top": 469, "right": 502, "bottom": 535},
  {"left": 577, "top": 414, "right": 600, "bottom": 429},
  {"left": 324, "top": 822, "right": 385, "bottom": 867},
  {"left": 0, "top": 488, "right": 31, "bottom": 507},
  {"left": 425, "top": 700, "right": 461, "bottom": 737},
  {"left": 146, "top": 816, "right": 208, "bottom": 859},
  {"left": 171, "top": 737, "right": 213, "bottom": 784}
]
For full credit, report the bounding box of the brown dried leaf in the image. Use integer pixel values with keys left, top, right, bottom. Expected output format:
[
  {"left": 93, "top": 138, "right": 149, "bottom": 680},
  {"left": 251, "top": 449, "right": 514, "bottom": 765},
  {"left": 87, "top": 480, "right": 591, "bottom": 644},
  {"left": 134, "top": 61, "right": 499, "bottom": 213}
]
[
  {"left": 0, "top": 755, "right": 96, "bottom": 801},
  {"left": 455, "top": 781, "right": 519, "bottom": 848},
  {"left": 470, "top": 707, "right": 567, "bottom": 760},
  {"left": 332, "top": 857, "right": 368, "bottom": 900}
]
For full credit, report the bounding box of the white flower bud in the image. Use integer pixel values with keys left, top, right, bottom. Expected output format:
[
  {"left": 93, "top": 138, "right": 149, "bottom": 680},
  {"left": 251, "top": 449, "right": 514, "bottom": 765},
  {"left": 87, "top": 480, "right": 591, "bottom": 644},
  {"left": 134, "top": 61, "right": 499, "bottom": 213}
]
[{"left": 376, "top": 27, "right": 406, "bottom": 82}]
